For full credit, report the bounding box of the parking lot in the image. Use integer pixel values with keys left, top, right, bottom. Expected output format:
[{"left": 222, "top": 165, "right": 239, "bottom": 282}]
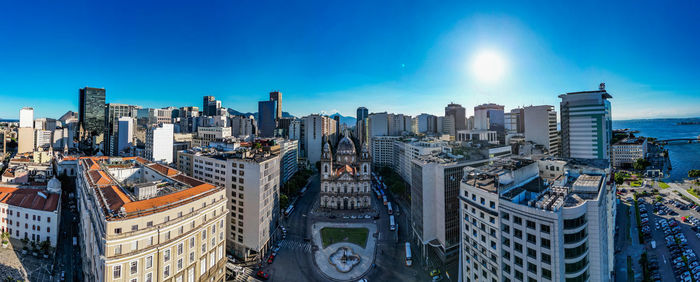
[{"left": 636, "top": 193, "right": 700, "bottom": 282}]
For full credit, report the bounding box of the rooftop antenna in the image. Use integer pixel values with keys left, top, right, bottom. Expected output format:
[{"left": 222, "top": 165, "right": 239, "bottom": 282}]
[{"left": 599, "top": 82, "right": 606, "bottom": 91}]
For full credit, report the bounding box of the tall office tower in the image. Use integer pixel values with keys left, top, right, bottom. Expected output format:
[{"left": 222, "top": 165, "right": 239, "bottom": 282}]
[
  {"left": 146, "top": 123, "right": 174, "bottom": 163},
  {"left": 77, "top": 157, "right": 227, "bottom": 282},
  {"left": 473, "top": 103, "right": 505, "bottom": 131},
  {"left": 117, "top": 117, "right": 134, "bottom": 154},
  {"left": 176, "top": 148, "right": 280, "bottom": 260},
  {"left": 78, "top": 87, "right": 106, "bottom": 136},
  {"left": 179, "top": 106, "right": 200, "bottom": 118},
  {"left": 302, "top": 114, "right": 335, "bottom": 164},
  {"left": 289, "top": 119, "right": 302, "bottom": 140},
  {"left": 355, "top": 107, "right": 369, "bottom": 145},
  {"left": 410, "top": 152, "right": 498, "bottom": 277},
  {"left": 559, "top": 83, "right": 613, "bottom": 160},
  {"left": 524, "top": 105, "right": 560, "bottom": 155},
  {"left": 415, "top": 113, "right": 438, "bottom": 134},
  {"left": 230, "top": 115, "right": 255, "bottom": 137},
  {"left": 370, "top": 136, "right": 399, "bottom": 168},
  {"left": 202, "top": 96, "right": 221, "bottom": 116},
  {"left": 269, "top": 91, "right": 283, "bottom": 121},
  {"left": 505, "top": 108, "right": 524, "bottom": 134},
  {"left": 257, "top": 100, "right": 276, "bottom": 138},
  {"left": 442, "top": 115, "right": 456, "bottom": 136},
  {"left": 105, "top": 103, "right": 140, "bottom": 156},
  {"left": 445, "top": 103, "right": 467, "bottom": 131},
  {"left": 18, "top": 107, "right": 35, "bottom": 153},
  {"left": 19, "top": 107, "right": 34, "bottom": 128},
  {"left": 276, "top": 117, "right": 293, "bottom": 138},
  {"left": 459, "top": 157, "right": 615, "bottom": 282},
  {"left": 279, "top": 139, "right": 299, "bottom": 184},
  {"left": 466, "top": 116, "right": 474, "bottom": 130}
]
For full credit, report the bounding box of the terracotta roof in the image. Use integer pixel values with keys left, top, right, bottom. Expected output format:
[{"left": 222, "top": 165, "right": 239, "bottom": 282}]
[
  {"left": 172, "top": 174, "right": 205, "bottom": 187},
  {"left": 122, "top": 183, "right": 215, "bottom": 213},
  {"left": 62, "top": 156, "right": 77, "bottom": 161},
  {"left": 148, "top": 163, "right": 179, "bottom": 177},
  {"left": 99, "top": 185, "right": 131, "bottom": 211},
  {"left": 0, "top": 187, "right": 59, "bottom": 212},
  {"left": 2, "top": 168, "right": 14, "bottom": 178}
]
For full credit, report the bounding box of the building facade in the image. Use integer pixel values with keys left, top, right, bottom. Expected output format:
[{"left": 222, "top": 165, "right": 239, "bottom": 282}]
[
  {"left": 523, "top": 105, "right": 560, "bottom": 155},
  {"left": 559, "top": 84, "right": 613, "bottom": 160},
  {"left": 459, "top": 157, "right": 615, "bottom": 282},
  {"left": 146, "top": 123, "right": 174, "bottom": 164},
  {"left": 319, "top": 136, "right": 372, "bottom": 210},
  {"left": 79, "top": 87, "right": 106, "bottom": 136},
  {"left": 612, "top": 138, "right": 648, "bottom": 168},
  {"left": 371, "top": 136, "right": 400, "bottom": 168},
  {"left": 77, "top": 157, "right": 228, "bottom": 282},
  {"left": 176, "top": 148, "right": 280, "bottom": 261}
]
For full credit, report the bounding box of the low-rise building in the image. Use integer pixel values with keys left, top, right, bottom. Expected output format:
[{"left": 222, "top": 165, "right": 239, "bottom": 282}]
[
  {"left": 456, "top": 130, "right": 498, "bottom": 144},
  {"left": 0, "top": 176, "right": 61, "bottom": 247},
  {"left": 612, "top": 138, "right": 648, "bottom": 168}
]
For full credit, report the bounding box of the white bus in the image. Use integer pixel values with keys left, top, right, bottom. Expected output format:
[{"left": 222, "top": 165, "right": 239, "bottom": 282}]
[
  {"left": 405, "top": 242, "right": 412, "bottom": 266},
  {"left": 387, "top": 202, "right": 393, "bottom": 215},
  {"left": 390, "top": 215, "right": 396, "bottom": 231},
  {"left": 284, "top": 205, "right": 294, "bottom": 216}
]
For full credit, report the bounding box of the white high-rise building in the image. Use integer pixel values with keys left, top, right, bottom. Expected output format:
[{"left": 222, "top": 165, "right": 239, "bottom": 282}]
[
  {"left": 459, "top": 157, "right": 615, "bottom": 282},
  {"left": 117, "top": 117, "right": 134, "bottom": 154},
  {"left": 302, "top": 114, "right": 336, "bottom": 164},
  {"left": 19, "top": 107, "right": 34, "bottom": 128},
  {"left": 371, "top": 136, "right": 400, "bottom": 168},
  {"left": 34, "top": 130, "right": 53, "bottom": 150},
  {"left": 146, "top": 123, "right": 174, "bottom": 163},
  {"left": 559, "top": 84, "right": 612, "bottom": 160},
  {"left": 176, "top": 147, "right": 280, "bottom": 260},
  {"left": 524, "top": 105, "right": 560, "bottom": 155}
]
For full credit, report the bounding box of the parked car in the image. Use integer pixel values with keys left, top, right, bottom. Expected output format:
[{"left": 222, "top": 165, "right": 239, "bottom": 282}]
[{"left": 256, "top": 270, "right": 270, "bottom": 280}]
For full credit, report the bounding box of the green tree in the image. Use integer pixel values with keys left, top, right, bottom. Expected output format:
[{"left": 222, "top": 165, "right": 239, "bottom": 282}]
[
  {"left": 633, "top": 158, "right": 650, "bottom": 171},
  {"left": 390, "top": 182, "right": 405, "bottom": 195},
  {"left": 280, "top": 194, "right": 289, "bottom": 210},
  {"left": 689, "top": 169, "right": 700, "bottom": 178},
  {"left": 614, "top": 173, "right": 625, "bottom": 185}
]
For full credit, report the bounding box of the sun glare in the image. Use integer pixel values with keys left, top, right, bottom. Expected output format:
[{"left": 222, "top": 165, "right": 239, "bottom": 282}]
[{"left": 471, "top": 50, "right": 507, "bottom": 83}]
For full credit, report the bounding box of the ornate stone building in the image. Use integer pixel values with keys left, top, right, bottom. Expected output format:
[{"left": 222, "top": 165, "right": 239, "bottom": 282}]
[{"left": 320, "top": 135, "right": 372, "bottom": 210}]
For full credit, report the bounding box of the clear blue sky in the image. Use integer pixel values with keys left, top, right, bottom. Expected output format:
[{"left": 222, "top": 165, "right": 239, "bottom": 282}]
[{"left": 1, "top": 0, "right": 699, "bottom": 120}]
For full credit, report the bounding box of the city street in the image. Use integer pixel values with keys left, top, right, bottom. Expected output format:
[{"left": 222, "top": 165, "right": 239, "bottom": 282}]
[{"left": 54, "top": 177, "right": 82, "bottom": 282}]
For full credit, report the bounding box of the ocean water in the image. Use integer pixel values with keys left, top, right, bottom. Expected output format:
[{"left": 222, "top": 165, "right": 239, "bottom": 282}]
[{"left": 613, "top": 118, "right": 700, "bottom": 181}]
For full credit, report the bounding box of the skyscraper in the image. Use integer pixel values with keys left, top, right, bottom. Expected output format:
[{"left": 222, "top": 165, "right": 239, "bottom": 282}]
[
  {"left": 117, "top": 117, "right": 134, "bottom": 154},
  {"left": 355, "top": 107, "right": 369, "bottom": 144},
  {"left": 145, "top": 123, "right": 174, "bottom": 163},
  {"left": 356, "top": 107, "right": 368, "bottom": 121},
  {"left": 524, "top": 105, "right": 559, "bottom": 155},
  {"left": 202, "top": 95, "right": 221, "bottom": 116},
  {"left": 445, "top": 103, "right": 466, "bottom": 131},
  {"left": 19, "top": 107, "right": 34, "bottom": 128},
  {"left": 105, "top": 103, "right": 140, "bottom": 156},
  {"left": 559, "top": 83, "right": 613, "bottom": 160},
  {"left": 257, "top": 100, "right": 276, "bottom": 137},
  {"left": 269, "top": 91, "right": 283, "bottom": 121},
  {"left": 78, "top": 87, "right": 106, "bottom": 136}
]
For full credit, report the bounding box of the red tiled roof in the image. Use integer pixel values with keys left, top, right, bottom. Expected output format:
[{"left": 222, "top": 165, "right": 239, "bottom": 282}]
[
  {"left": 172, "top": 174, "right": 205, "bottom": 187},
  {"left": 99, "top": 185, "right": 131, "bottom": 211},
  {"left": 148, "top": 163, "right": 179, "bottom": 177},
  {"left": 0, "top": 187, "right": 59, "bottom": 212},
  {"left": 122, "top": 183, "right": 215, "bottom": 213}
]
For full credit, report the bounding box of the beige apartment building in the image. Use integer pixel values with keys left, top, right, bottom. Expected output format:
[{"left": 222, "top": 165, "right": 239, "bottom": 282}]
[{"left": 77, "top": 156, "right": 227, "bottom": 282}]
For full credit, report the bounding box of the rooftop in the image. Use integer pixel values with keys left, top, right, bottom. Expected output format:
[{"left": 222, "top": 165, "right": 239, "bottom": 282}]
[
  {"left": 0, "top": 187, "right": 59, "bottom": 212},
  {"left": 80, "top": 156, "right": 221, "bottom": 220},
  {"left": 614, "top": 137, "right": 647, "bottom": 146},
  {"left": 181, "top": 146, "right": 278, "bottom": 163}
]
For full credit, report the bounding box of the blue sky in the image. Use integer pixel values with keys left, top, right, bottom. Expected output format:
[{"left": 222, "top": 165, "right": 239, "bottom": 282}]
[{"left": 1, "top": 0, "right": 699, "bottom": 120}]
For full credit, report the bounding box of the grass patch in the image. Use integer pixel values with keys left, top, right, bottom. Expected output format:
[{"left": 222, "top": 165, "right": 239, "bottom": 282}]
[
  {"left": 631, "top": 181, "right": 643, "bottom": 187},
  {"left": 688, "top": 188, "right": 700, "bottom": 199},
  {"left": 320, "top": 227, "right": 369, "bottom": 248},
  {"left": 658, "top": 181, "right": 670, "bottom": 189}
]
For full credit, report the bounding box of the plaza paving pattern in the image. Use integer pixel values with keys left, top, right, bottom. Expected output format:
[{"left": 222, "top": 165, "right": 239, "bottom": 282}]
[{"left": 312, "top": 222, "right": 377, "bottom": 281}]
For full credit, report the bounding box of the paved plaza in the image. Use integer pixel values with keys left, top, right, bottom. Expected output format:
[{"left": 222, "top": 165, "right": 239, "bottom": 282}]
[
  {"left": 0, "top": 239, "right": 58, "bottom": 282},
  {"left": 312, "top": 222, "right": 377, "bottom": 281}
]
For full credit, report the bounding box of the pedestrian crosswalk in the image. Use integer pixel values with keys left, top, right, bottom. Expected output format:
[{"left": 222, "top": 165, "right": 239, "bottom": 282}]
[{"left": 279, "top": 239, "right": 312, "bottom": 253}]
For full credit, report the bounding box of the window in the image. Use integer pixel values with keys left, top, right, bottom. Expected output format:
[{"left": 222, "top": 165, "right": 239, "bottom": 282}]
[
  {"left": 177, "top": 258, "right": 183, "bottom": 270},
  {"left": 200, "top": 258, "right": 206, "bottom": 275},
  {"left": 164, "top": 265, "right": 170, "bottom": 278},
  {"left": 514, "top": 256, "right": 523, "bottom": 267},
  {"left": 132, "top": 225, "right": 138, "bottom": 231},
  {"left": 190, "top": 252, "right": 195, "bottom": 264},
  {"left": 115, "top": 245, "right": 122, "bottom": 255},
  {"left": 114, "top": 228, "right": 122, "bottom": 234},
  {"left": 513, "top": 216, "right": 522, "bottom": 225},
  {"left": 178, "top": 243, "right": 183, "bottom": 255},
  {"left": 526, "top": 220, "right": 535, "bottom": 229},
  {"left": 145, "top": 273, "right": 152, "bottom": 282},
  {"left": 201, "top": 243, "right": 206, "bottom": 253},
  {"left": 540, "top": 224, "right": 550, "bottom": 234},
  {"left": 527, "top": 248, "right": 536, "bottom": 259},
  {"left": 190, "top": 237, "right": 195, "bottom": 248},
  {"left": 541, "top": 253, "right": 551, "bottom": 264},
  {"left": 130, "top": 261, "right": 138, "bottom": 275},
  {"left": 514, "top": 229, "right": 522, "bottom": 239},
  {"left": 542, "top": 268, "right": 552, "bottom": 280},
  {"left": 113, "top": 265, "right": 122, "bottom": 279},
  {"left": 164, "top": 249, "right": 171, "bottom": 262},
  {"left": 502, "top": 224, "right": 510, "bottom": 234},
  {"left": 541, "top": 238, "right": 551, "bottom": 249},
  {"left": 146, "top": 256, "right": 153, "bottom": 269},
  {"left": 514, "top": 242, "right": 522, "bottom": 253},
  {"left": 527, "top": 234, "right": 536, "bottom": 244}
]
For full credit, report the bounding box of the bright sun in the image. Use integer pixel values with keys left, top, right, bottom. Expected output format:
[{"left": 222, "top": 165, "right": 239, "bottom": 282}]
[{"left": 471, "top": 50, "right": 507, "bottom": 83}]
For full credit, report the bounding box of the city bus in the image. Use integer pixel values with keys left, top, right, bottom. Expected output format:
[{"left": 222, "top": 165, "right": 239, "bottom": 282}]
[
  {"left": 383, "top": 195, "right": 388, "bottom": 206},
  {"left": 389, "top": 215, "right": 396, "bottom": 231},
  {"left": 284, "top": 204, "right": 294, "bottom": 216},
  {"left": 387, "top": 202, "right": 393, "bottom": 215},
  {"left": 405, "top": 242, "right": 413, "bottom": 266}
]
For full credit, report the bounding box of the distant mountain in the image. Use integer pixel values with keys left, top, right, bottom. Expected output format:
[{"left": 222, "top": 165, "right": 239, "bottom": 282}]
[
  {"left": 329, "top": 113, "right": 357, "bottom": 126},
  {"left": 0, "top": 119, "right": 19, "bottom": 123},
  {"left": 227, "top": 109, "right": 295, "bottom": 119}
]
